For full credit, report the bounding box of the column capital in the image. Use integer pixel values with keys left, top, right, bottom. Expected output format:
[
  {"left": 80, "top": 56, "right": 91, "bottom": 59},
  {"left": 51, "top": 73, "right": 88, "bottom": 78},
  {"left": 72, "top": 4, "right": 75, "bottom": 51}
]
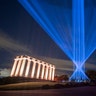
[
  {"left": 32, "top": 57, "right": 36, "bottom": 60},
  {"left": 16, "top": 56, "right": 19, "bottom": 59},
  {"left": 41, "top": 62, "right": 46, "bottom": 66},
  {"left": 32, "top": 58, "right": 37, "bottom": 63},
  {"left": 49, "top": 64, "right": 52, "bottom": 68},
  {"left": 45, "top": 64, "right": 49, "bottom": 68},
  {"left": 27, "top": 57, "right": 31, "bottom": 61},
  {"left": 23, "top": 57, "right": 27, "bottom": 60},
  {"left": 14, "top": 58, "right": 19, "bottom": 61}
]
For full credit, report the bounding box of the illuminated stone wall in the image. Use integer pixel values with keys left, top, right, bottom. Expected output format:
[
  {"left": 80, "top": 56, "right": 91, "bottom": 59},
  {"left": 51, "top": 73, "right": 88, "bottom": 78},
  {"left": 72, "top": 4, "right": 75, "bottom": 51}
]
[{"left": 10, "top": 55, "right": 55, "bottom": 81}]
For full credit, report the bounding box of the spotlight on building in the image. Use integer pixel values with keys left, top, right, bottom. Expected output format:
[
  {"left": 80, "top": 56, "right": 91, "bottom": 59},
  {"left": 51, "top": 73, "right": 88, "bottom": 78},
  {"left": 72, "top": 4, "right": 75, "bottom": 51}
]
[{"left": 10, "top": 55, "right": 55, "bottom": 81}]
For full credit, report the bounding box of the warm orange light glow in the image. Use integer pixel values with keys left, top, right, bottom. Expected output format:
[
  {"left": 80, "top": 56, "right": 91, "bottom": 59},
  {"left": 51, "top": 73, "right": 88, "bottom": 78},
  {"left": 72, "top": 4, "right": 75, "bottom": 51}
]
[
  {"left": 48, "top": 65, "right": 52, "bottom": 80},
  {"left": 31, "top": 62, "right": 36, "bottom": 78},
  {"left": 41, "top": 64, "right": 45, "bottom": 79},
  {"left": 36, "top": 63, "right": 41, "bottom": 79},
  {"left": 19, "top": 58, "right": 26, "bottom": 76},
  {"left": 52, "top": 66, "right": 55, "bottom": 81},
  {"left": 15, "top": 56, "right": 23, "bottom": 76},
  {"left": 45, "top": 64, "right": 48, "bottom": 80},
  {"left": 10, "top": 59, "right": 18, "bottom": 76},
  {"left": 25, "top": 60, "right": 31, "bottom": 77}
]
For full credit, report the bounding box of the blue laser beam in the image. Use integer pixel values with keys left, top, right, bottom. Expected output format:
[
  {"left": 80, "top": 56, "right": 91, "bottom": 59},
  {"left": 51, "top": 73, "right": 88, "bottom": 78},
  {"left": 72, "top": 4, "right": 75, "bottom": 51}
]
[
  {"left": 85, "top": 7, "right": 96, "bottom": 61},
  {"left": 69, "top": 0, "right": 88, "bottom": 81},
  {"left": 18, "top": 0, "right": 96, "bottom": 82},
  {"left": 69, "top": 67, "right": 89, "bottom": 82},
  {"left": 18, "top": 0, "right": 73, "bottom": 60}
]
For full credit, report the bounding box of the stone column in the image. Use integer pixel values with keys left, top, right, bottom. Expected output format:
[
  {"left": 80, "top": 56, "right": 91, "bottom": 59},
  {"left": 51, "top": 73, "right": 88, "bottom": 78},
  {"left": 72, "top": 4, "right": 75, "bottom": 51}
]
[
  {"left": 15, "top": 56, "right": 23, "bottom": 76},
  {"left": 19, "top": 57, "right": 26, "bottom": 76},
  {"left": 52, "top": 66, "right": 55, "bottom": 81},
  {"left": 31, "top": 59, "right": 36, "bottom": 78},
  {"left": 36, "top": 62, "right": 41, "bottom": 79},
  {"left": 25, "top": 59, "right": 31, "bottom": 77},
  {"left": 41, "top": 63, "right": 45, "bottom": 79},
  {"left": 10, "top": 57, "right": 18, "bottom": 77},
  {"left": 48, "top": 64, "right": 52, "bottom": 80},
  {"left": 44, "top": 64, "right": 49, "bottom": 80}
]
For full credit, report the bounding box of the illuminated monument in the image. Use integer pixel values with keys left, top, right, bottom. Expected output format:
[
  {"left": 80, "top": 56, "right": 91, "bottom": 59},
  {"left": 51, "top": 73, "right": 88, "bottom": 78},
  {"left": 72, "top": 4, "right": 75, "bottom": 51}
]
[
  {"left": 10, "top": 55, "right": 55, "bottom": 81},
  {"left": 18, "top": 0, "right": 96, "bottom": 82}
]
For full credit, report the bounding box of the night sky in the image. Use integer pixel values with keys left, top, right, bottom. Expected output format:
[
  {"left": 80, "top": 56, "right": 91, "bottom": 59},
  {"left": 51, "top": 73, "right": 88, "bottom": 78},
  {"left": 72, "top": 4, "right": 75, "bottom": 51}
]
[{"left": 0, "top": 0, "right": 96, "bottom": 77}]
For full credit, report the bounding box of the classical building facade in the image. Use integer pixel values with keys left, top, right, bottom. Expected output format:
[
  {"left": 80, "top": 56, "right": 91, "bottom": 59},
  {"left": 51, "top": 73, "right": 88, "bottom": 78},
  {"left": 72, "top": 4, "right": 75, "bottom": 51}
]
[{"left": 10, "top": 55, "right": 55, "bottom": 81}]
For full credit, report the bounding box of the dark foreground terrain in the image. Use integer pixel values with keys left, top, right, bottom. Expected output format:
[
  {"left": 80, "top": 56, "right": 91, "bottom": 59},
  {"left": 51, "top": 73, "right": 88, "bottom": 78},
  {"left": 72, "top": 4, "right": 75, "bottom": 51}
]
[{"left": 0, "top": 86, "right": 96, "bottom": 96}]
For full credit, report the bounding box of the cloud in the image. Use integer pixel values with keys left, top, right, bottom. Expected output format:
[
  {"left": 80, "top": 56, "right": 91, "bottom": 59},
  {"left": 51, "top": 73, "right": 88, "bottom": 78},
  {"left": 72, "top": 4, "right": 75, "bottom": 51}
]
[
  {"left": 0, "top": 55, "right": 96, "bottom": 77},
  {"left": 56, "top": 68, "right": 73, "bottom": 71},
  {"left": 0, "top": 30, "right": 30, "bottom": 53},
  {"left": 0, "top": 68, "right": 11, "bottom": 77},
  {"left": 40, "top": 57, "right": 96, "bottom": 75},
  {"left": 86, "top": 63, "right": 96, "bottom": 69},
  {"left": 0, "top": 58, "right": 96, "bottom": 77}
]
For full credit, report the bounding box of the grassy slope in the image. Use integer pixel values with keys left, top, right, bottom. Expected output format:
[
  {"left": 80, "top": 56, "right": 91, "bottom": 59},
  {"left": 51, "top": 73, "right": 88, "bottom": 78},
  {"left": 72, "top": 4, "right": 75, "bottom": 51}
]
[{"left": 0, "top": 82, "right": 57, "bottom": 90}]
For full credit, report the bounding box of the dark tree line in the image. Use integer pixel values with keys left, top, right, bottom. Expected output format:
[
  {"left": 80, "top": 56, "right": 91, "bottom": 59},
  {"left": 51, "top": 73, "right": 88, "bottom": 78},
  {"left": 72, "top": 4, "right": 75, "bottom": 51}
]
[
  {"left": 54, "top": 74, "right": 69, "bottom": 82},
  {"left": 86, "top": 70, "right": 96, "bottom": 81}
]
